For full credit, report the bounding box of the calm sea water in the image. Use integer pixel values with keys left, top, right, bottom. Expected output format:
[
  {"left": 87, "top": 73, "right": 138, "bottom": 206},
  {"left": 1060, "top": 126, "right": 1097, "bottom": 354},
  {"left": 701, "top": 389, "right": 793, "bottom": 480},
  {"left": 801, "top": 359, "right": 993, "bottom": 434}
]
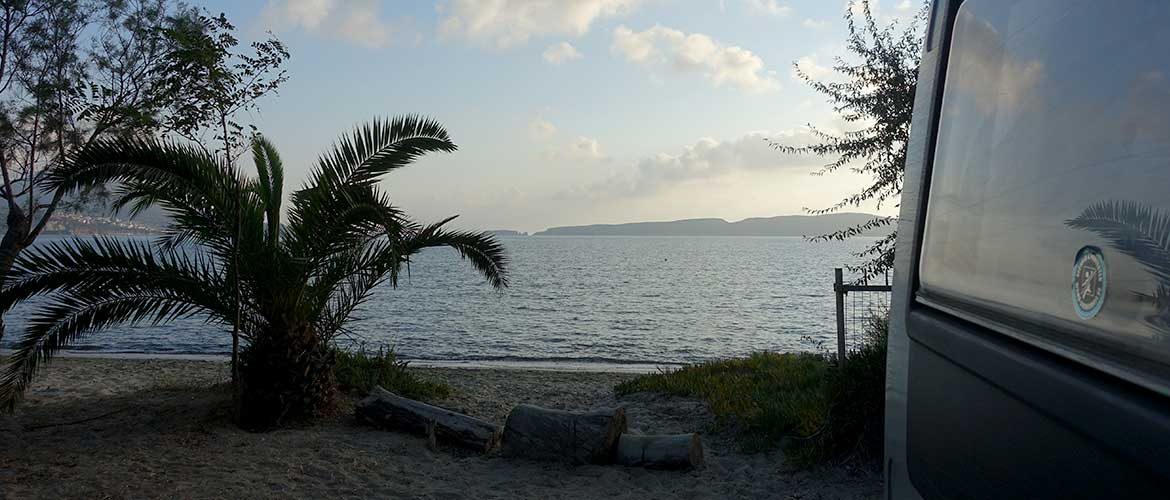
[{"left": 3, "top": 235, "right": 876, "bottom": 368}]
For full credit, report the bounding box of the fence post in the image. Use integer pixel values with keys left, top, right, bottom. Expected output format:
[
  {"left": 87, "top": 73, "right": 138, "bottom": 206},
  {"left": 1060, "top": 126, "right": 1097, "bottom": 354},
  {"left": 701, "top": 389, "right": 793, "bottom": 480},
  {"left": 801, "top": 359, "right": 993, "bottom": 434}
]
[{"left": 834, "top": 267, "right": 847, "bottom": 368}]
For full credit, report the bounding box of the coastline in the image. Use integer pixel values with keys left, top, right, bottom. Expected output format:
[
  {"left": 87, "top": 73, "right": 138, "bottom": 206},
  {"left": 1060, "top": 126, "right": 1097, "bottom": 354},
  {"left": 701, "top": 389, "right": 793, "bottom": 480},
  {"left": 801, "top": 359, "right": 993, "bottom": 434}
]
[
  {"left": 35, "top": 350, "right": 686, "bottom": 374},
  {"left": 0, "top": 357, "right": 881, "bottom": 499}
]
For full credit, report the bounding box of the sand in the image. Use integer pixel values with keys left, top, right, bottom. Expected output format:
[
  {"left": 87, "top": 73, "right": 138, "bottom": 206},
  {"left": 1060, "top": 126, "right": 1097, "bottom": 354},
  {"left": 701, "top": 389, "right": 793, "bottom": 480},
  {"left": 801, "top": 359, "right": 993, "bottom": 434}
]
[{"left": 0, "top": 358, "right": 880, "bottom": 499}]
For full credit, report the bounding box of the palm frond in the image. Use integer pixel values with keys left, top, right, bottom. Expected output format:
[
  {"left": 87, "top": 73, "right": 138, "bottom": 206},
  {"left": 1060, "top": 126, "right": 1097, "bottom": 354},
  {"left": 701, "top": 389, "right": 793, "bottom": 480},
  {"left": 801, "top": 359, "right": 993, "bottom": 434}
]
[
  {"left": 392, "top": 216, "right": 509, "bottom": 289},
  {"left": 306, "top": 115, "right": 456, "bottom": 193},
  {"left": 0, "top": 291, "right": 208, "bottom": 411},
  {"left": 312, "top": 244, "right": 392, "bottom": 339},
  {"left": 0, "top": 237, "right": 235, "bottom": 322},
  {"left": 251, "top": 135, "right": 284, "bottom": 246},
  {"left": 1066, "top": 200, "right": 1170, "bottom": 283},
  {"left": 47, "top": 136, "right": 262, "bottom": 258},
  {"left": 284, "top": 183, "right": 406, "bottom": 270}
]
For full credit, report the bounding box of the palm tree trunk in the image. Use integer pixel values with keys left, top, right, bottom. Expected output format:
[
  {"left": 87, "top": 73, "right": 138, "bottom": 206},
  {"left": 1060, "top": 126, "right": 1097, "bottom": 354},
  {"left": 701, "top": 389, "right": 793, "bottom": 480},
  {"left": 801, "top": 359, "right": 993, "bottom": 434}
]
[{"left": 237, "top": 326, "right": 337, "bottom": 430}]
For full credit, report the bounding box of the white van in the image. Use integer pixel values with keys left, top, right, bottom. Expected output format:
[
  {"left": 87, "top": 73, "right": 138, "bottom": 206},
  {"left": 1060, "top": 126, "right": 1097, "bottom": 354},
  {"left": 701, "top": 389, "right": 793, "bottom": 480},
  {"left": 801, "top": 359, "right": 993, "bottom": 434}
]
[{"left": 887, "top": 0, "right": 1170, "bottom": 497}]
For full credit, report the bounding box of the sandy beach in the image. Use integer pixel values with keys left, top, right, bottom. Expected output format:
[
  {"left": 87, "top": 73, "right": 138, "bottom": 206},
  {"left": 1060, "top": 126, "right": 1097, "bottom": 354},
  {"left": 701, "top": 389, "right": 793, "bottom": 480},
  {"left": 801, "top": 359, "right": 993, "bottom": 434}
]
[{"left": 0, "top": 358, "right": 880, "bottom": 499}]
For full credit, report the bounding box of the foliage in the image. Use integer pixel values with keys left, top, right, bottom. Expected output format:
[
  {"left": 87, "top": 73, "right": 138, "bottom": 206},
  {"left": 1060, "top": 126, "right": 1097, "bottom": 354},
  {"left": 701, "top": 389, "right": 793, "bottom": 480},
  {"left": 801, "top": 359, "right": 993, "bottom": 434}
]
[
  {"left": 0, "top": 0, "right": 178, "bottom": 232},
  {"left": 616, "top": 311, "right": 889, "bottom": 466},
  {"left": 616, "top": 352, "right": 832, "bottom": 453},
  {"left": 801, "top": 310, "right": 888, "bottom": 465},
  {"left": 0, "top": 116, "right": 508, "bottom": 430},
  {"left": 333, "top": 346, "right": 451, "bottom": 401},
  {"left": 156, "top": 7, "right": 288, "bottom": 161},
  {"left": 770, "top": 0, "right": 928, "bottom": 282},
  {"left": 0, "top": 0, "right": 264, "bottom": 342},
  {"left": 150, "top": 6, "right": 290, "bottom": 393}
]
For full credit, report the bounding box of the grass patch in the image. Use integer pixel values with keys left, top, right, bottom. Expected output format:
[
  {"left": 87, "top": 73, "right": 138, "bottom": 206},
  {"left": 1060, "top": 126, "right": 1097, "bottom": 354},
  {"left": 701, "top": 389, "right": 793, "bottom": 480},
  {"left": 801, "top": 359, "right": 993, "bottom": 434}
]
[
  {"left": 616, "top": 351, "right": 831, "bottom": 450},
  {"left": 615, "top": 313, "right": 888, "bottom": 466},
  {"left": 332, "top": 347, "right": 451, "bottom": 401}
]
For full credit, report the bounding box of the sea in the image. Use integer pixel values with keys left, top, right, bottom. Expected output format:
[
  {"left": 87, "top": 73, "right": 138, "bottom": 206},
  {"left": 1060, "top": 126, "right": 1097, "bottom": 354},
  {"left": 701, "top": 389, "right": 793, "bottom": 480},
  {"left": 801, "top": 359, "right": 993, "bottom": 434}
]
[{"left": 2, "top": 235, "right": 879, "bottom": 371}]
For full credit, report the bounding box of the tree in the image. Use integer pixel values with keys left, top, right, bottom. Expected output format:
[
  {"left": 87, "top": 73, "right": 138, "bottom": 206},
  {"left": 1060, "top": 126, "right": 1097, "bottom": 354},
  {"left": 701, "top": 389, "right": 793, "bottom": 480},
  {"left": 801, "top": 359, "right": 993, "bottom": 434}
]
[
  {"left": 152, "top": 6, "right": 289, "bottom": 396},
  {"left": 770, "top": 0, "right": 927, "bottom": 282},
  {"left": 156, "top": 8, "right": 289, "bottom": 162},
  {"left": 0, "top": 0, "right": 179, "bottom": 339},
  {"left": 0, "top": 116, "right": 509, "bottom": 430}
]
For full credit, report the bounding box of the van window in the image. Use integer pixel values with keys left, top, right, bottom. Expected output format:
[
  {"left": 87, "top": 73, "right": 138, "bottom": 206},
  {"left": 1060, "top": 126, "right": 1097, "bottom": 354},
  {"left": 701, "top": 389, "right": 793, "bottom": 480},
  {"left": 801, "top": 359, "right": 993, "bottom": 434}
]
[{"left": 918, "top": 0, "right": 1170, "bottom": 367}]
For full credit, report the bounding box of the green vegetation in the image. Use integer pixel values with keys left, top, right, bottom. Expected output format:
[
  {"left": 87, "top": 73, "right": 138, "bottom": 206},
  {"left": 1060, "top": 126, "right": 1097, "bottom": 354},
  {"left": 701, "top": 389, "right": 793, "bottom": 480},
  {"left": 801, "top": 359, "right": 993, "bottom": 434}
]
[
  {"left": 772, "top": 0, "right": 928, "bottom": 282},
  {"left": 616, "top": 313, "right": 888, "bottom": 466},
  {"left": 334, "top": 347, "right": 451, "bottom": 401},
  {"left": 0, "top": 116, "right": 508, "bottom": 430}
]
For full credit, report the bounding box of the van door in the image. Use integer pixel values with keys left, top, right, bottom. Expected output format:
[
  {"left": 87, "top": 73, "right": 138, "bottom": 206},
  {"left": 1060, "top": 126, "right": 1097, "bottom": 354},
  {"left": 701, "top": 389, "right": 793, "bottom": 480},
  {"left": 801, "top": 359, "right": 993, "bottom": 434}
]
[{"left": 889, "top": 1, "right": 1170, "bottom": 497}]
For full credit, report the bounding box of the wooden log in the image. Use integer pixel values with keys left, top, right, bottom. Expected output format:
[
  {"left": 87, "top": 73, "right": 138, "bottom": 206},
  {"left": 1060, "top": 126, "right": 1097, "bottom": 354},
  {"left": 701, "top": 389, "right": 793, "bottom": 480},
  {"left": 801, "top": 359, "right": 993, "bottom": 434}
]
[
  {"left": 615, "top": 433, "right": 704, "bottom": 469},
  {"left": 501, "top": 404, "right": 627, "bottom": 464},
  {"left": 356, "top": 386, "right": 501, "bottom": 453}
]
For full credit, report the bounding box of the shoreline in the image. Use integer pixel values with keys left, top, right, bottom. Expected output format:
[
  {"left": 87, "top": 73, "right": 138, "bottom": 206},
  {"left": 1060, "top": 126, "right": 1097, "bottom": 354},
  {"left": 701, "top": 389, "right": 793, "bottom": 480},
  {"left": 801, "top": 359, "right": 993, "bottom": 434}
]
[{"left": 32, "top": 350, "right": 687, "bottom": 374}]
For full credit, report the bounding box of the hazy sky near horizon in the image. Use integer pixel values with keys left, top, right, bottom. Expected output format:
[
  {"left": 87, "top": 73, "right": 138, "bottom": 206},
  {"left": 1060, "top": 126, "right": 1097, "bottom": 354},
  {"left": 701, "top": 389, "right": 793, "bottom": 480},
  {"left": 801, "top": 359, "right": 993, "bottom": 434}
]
[{"left": 195, "top": 0, "right": 919, "bottom": 233}]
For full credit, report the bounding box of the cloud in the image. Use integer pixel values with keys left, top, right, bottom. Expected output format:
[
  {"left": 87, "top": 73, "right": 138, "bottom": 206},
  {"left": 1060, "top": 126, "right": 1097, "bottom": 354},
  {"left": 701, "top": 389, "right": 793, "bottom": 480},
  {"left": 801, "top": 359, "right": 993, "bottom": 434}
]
[
  {"left": 543, "top": 136, "right": 606, "bottom": 161},
  {"left": 528, "top": 118, "right": 558, "bottom": 140},
  {"left": 571, "top": 136, "right": 604, "bottom": 159},
  {"left": 847, "top": 0, "right": 922, "bottom": 23},
  {"left": 792, "top": 55, "right": 834, "bottom": 81},
  {"left": 438, "top": 0, "right": 640, "bottom": 48},
  {"left": 612, "top": 25, "right": 780, "bottom": 93},
  {"left": 542, "top": 42, "right": 583, "bottom": 64},
  {"left": 261, "top": 0, "right": 391, "bottom": 48},
  {"left": 801, "top": 18, "right": 827, "bottom": 28},
  {"left": 745, "top": 0, "right": 791, "bottom": 17},
  {"left": 583, "top": 129, "right": 819, "bottom": 197}
]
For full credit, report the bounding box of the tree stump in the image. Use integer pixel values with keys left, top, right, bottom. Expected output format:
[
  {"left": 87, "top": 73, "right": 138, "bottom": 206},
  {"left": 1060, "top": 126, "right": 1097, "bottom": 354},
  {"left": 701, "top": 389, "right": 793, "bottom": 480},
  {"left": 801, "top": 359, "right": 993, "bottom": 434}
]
[
  {"left": 501, "top": 404, "right": 627, "bottom": 464},
  {"left": 615, "top": 433, "right": 704, "bottom": 469},
  {"left": 356, "top": 386, "right": 501, "bottom": 453}
]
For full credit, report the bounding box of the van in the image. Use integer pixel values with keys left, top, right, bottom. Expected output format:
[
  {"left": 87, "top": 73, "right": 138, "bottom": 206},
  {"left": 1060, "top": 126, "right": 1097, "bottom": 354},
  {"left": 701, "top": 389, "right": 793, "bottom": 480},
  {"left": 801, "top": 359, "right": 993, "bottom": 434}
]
[{"left": 887, "top": 0, "right": 1170, "bottom": 497}]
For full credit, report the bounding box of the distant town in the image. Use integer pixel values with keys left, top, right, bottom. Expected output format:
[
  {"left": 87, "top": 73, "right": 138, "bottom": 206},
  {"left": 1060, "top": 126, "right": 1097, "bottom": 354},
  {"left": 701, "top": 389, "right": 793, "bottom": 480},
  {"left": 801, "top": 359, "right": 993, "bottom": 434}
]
[{"left": 40, "top": 212, "right": 161, "bottom": 236}]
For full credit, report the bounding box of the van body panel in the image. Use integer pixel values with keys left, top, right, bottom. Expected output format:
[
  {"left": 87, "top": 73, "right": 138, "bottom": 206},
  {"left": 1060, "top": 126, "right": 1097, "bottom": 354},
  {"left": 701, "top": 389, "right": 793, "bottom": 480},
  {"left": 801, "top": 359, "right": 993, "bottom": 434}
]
[{"left": 887, "top": 0, "right": 1170, "bottom": 497}]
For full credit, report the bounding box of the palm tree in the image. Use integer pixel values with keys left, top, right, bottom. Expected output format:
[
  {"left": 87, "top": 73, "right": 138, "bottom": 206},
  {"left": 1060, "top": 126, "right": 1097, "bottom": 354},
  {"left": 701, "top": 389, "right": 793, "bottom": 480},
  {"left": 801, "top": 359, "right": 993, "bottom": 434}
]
[{"left": 0, "top": 116, "right": 508, "bottom": 429}]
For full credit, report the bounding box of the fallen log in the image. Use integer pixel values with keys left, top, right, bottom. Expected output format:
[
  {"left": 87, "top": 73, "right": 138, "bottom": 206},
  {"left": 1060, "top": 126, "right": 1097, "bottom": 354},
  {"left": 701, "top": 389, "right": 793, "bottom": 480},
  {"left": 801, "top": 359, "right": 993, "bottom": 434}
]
[
  {"left": 501, "top": 404, "right": 627, "bottom": 464},
  {"left": 356, "top": 386, "right": 501, "bottom": 453},
  {"left": 615, "top": 433, "right": 704, "bottom": 469}
]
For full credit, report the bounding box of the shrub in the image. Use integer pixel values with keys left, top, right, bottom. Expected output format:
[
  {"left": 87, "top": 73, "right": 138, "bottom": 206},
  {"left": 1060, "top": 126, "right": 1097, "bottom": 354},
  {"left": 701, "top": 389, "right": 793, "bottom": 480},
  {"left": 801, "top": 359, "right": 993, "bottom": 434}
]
[
  {"left": 333, "top": 346, "right": 451, "bottom": 401},
  {"left": 615, "top": 352, "right": 832, "bottom": 452},
  {"left": 798, "top": 311, "right": 888, "bottom": 465},
  {"left": 615, "top": 311, "right": 889, "bottom": 467}
]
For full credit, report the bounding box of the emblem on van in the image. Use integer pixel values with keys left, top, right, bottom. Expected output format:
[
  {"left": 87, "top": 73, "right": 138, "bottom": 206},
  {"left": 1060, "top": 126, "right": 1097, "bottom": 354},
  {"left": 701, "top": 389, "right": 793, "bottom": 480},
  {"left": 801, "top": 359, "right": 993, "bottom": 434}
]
[{"left": 1072, "top": 246, "right": 1107, "bottom": 319}]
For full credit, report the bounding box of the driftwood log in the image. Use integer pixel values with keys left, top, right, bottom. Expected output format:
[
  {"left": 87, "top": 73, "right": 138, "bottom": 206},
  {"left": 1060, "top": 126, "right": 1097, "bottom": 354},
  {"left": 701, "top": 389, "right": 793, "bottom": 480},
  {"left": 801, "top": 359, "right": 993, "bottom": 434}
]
[
  {"left": 356, "top": 386, "right": 501, "bottom": 453},
  {"left": 501, "top": 404, "right": 627, "bottom": 464},
  {"left": 615, "top": 433, "right": 704, "bottom": 469}
]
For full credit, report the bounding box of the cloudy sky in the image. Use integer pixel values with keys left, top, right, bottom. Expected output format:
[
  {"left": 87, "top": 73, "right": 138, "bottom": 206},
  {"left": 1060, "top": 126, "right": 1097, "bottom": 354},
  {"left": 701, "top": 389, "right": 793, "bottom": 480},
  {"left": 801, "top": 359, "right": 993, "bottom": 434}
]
[{"left": 197, "top": 0, "right": 919, "bottom": 232}]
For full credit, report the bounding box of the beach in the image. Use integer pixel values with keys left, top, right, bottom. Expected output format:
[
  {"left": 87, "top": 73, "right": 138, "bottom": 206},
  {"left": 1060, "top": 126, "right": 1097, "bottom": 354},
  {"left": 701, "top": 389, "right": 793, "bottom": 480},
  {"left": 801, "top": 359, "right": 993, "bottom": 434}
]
[{"left": 0, "top": 358, "right": 880, "bottom": 499}]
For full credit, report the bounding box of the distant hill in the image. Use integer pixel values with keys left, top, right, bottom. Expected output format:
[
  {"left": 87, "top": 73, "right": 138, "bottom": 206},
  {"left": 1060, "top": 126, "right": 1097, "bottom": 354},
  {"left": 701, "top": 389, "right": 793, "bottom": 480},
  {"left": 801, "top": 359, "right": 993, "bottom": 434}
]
[
  {"left": 533, "top": 213, "right": 891, "bottom": 237},
  {"left": 485, "top": 230, "right": 528, "bottom": 237}
]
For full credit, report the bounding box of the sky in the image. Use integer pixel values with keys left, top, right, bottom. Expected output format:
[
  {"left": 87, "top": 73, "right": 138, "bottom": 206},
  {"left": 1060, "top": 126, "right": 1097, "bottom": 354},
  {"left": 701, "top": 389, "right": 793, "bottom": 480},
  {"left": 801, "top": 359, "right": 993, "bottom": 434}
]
[{"left": 193, "top": 0, "right": 920, "bottom": 233}]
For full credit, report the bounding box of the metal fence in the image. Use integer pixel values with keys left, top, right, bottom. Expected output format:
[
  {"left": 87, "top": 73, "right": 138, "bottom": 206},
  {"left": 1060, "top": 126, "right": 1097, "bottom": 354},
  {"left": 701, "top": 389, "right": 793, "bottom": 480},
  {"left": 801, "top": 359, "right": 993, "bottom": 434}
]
[{"left": 833, "top": 268, "right": 891, "bottom": 366}]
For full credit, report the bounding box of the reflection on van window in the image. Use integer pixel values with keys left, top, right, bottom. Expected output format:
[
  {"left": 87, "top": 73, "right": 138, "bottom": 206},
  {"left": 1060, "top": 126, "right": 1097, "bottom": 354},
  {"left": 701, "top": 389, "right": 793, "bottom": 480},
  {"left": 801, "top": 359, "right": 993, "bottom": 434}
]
[
  {"left": 1067, "top": 201, "right": 1170, "bottom": 343},
  {"left": 918, "top": 0, "right": 1170, "bottom": 365}
]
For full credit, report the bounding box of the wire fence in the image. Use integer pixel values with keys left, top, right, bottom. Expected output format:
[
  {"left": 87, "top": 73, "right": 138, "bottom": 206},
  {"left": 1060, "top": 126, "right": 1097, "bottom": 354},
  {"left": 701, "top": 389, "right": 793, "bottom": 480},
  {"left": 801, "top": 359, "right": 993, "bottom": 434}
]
[{"left": 833, "top": 268, "right": 891, "bottom": 366}]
